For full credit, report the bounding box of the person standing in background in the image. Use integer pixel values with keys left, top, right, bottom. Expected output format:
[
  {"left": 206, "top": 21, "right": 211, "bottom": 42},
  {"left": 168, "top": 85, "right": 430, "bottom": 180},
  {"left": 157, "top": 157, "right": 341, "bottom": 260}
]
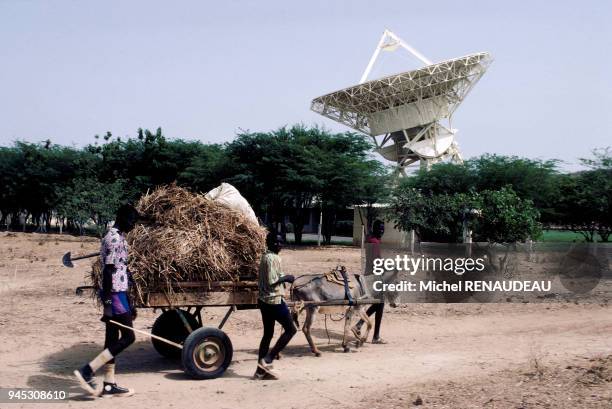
[{"left": 354, "top": 219, "right": 387, "bottom": 344}]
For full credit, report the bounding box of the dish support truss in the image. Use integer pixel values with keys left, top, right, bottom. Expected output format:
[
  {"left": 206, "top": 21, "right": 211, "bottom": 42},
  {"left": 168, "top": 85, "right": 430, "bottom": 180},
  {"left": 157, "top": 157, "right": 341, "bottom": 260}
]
[
  {"left": 310, "top": 30, "right": 492, "bottom": 174},
  {"left": 379, "top": 123, "right": 464, "bottom": 175}
]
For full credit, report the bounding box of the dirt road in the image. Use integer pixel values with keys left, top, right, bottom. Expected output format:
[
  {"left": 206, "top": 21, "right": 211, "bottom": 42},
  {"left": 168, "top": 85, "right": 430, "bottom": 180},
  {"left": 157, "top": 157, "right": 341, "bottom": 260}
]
[{"left": 1, "top": 232, "right": 610, "bottom": 408}]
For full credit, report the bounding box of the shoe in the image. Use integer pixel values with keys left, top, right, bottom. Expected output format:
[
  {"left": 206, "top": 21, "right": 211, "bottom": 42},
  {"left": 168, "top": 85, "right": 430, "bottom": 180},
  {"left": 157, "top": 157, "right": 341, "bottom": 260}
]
[
  {"left": 259, "top": 356, "right": 276, "bottom": 369},
  {"left": 372, "top": 337, "right": 388, "bottom": 344},
  {"left": 101, "top": 382, "right": 134, "bottom": 397},
  {"left": 257, "top": 359, "right": 280, "bottom": 380},
  {"left": 73, "top": 365, "right": 98, "bottom": 396},
  {"left": 253, "top": 371, "right": 279, "bottom": 380}
]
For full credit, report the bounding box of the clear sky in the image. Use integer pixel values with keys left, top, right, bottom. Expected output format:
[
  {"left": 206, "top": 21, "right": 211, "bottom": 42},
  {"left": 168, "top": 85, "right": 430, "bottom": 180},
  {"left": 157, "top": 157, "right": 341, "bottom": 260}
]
[{"left": 1, "top": 1, "right": 610, "bottom": 170}]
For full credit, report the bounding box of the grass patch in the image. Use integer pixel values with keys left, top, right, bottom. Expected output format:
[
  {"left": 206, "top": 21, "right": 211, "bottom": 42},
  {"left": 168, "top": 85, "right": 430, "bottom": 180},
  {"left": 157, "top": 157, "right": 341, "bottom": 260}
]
[
  {"left": 540, "top": 230, "right": 587, "bottom": 242},
  {"left": 539, "top": 230, "right": 611, "bottom": 243}
]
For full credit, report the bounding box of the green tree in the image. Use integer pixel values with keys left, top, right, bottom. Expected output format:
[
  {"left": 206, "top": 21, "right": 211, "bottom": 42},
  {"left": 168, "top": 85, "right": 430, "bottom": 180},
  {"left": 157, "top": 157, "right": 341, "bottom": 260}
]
[
  {"left": 90, "top": 127, "right": 214, "bottom": 201},
  {"left": 553, "top": 148, "right": 611, "bottom": 242},
  {"left": 354, "top": 166, "right": 393, "bottom": 235},
  {"left": 407, "top": 162, "right": 475, "bottom": 195},
  {"left": 556, "top": 174, "right": 611, "bottom": 242},
  {"left": 307, "top": 130, "right": 385, "bottom": 244},
  {"left": 224, "top": 126, "right": 388, "bottom": 244},
  {"left": 471, "top": 155, "right": 559, "bottom": 223},
  {"left": 391, "top": 186, "right": 475, "bottom": 242},
  {"left": 0, "top": 146, "right": 21, "bottom": 229},
  {"left": 56, "top": 178, "right": 125, "bottom": 235},
  {"left": 0, "top": 142, "right": 97, "bottom": 232},
  {"left": 404, "top": 155, "right": 560, "bottom": 223},
  {"left": 391, "top": 185, "right": 541, "bottom": 243},
  {"left": 179, "top": 144, "right": 228, "bottom": 193},
  {"left": 473, "top": 186, "right": 542, "bottom": 243}
]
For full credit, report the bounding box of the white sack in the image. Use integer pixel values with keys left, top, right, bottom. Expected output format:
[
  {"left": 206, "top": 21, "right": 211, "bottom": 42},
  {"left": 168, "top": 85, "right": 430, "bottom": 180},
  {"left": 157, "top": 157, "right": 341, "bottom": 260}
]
[{"left": 205, "top": 183, "right": 258, "bottom": 224}]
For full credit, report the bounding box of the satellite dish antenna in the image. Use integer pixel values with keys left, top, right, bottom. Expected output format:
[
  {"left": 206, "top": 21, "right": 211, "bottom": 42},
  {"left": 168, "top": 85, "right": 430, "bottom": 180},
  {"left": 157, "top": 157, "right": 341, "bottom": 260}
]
[{"left": 311, "top": 29, "right": 492, "bottom": 175}]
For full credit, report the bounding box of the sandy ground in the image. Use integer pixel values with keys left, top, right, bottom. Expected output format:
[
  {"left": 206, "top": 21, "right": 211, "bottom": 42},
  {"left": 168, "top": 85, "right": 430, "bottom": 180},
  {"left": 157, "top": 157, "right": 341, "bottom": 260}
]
[{"left": 0, "top": 232, "right": 611, "bottom": 409}]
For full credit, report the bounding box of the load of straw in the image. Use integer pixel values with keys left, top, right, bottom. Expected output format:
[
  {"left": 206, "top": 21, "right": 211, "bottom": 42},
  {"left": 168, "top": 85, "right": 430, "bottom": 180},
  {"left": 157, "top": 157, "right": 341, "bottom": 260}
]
[{"left": 91, "top": 184, "right": 267, "bottom": 303}]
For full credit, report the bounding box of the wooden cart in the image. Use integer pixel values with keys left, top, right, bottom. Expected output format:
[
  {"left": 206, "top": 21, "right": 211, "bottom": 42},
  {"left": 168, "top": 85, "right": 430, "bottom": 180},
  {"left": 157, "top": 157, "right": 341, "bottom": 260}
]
[{"left": 137, "top": 280, "right": 259, "bottom": 380}]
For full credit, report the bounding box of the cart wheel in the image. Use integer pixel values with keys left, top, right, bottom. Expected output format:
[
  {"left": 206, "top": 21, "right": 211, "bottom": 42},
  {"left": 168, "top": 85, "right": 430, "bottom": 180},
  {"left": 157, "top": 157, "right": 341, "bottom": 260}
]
[
  {"left": 182, "top": 327, "right": 233, "bottom": 379},
  {"left": 151, "top": 310, "right": 200, "bottom": 359}
]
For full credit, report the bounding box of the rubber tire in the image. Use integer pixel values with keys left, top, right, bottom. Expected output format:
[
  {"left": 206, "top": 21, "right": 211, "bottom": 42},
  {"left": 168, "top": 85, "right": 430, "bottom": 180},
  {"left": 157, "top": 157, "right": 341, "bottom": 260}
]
[
  {"left": 182, "top": 327, "right": 233, "bottom": 379},
  {"left": 151, "top": 310, "right": 200, "bottom": 359}
]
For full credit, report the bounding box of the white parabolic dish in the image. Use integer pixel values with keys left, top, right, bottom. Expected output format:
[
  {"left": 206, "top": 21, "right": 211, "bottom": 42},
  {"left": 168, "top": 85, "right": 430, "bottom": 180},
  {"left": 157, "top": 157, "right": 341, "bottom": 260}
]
[{"left": 311, "top": 52, "right": 492, "bottom": 137}]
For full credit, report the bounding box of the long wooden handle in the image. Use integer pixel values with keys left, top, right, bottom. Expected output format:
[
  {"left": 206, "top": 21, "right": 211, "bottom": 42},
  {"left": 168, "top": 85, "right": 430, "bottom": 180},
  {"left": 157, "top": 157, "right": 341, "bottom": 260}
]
[
  {"left": 109, "top": 320, "right": 183, "bottom": 350},
  {"left": 72, "top": 252, "right": 101, "bottom": 261}
]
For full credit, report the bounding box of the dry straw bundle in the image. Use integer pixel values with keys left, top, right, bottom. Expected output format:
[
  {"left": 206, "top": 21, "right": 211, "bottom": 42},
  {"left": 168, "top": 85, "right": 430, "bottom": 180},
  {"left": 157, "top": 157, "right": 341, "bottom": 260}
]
[{"left": 92, "top": 184, "right": 267, "bottom": 302}]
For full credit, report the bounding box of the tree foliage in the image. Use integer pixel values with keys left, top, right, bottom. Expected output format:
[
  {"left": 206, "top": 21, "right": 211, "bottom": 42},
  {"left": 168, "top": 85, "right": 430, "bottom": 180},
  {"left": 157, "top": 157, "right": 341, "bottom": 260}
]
[
  {"left": 554, "top": 148, "right": 611, "bottom": 242},
  {"left": 55, "top": 178, "right": 125, "bottom": 235},
  {"left": 398, "top": 151, "right": 610, "bottom": 242},
  {"left": 473, "top": 187, "right": 542, "bottom": 243},
  {"left": 0, "top": 126, "right": 606, "bottom": 244},
  {"left": 391, "top": 185, "right": 541, "bottom": 243},
  {"left": 0, "top": 126, "right": 390, "bottom": 240},
  {"left": 224, "top": 125, "right": 389, "bottom": 243},
  {"left": 405, "top": 155, "right": 560, "bottom": 223},
  {"left": 391, "top": 186, "right": 473, "bottom": 242}
]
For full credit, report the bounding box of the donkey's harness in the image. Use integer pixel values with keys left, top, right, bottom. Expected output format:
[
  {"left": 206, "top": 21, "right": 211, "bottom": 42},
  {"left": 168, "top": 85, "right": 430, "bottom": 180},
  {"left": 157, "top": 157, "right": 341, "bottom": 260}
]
[{"left": 291, "top": 266, "right": 363, "bottom": 306}]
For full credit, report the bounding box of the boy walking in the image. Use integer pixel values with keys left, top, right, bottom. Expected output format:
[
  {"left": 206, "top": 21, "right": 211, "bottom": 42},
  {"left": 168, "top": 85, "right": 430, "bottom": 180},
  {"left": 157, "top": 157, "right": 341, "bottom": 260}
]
[{"left": 74, "top": 204, "right": 140, "bottom": 397}]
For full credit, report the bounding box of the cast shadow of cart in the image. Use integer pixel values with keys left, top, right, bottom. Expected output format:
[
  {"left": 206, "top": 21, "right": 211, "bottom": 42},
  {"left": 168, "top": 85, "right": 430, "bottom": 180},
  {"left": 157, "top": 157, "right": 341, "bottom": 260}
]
[
  {"left": 163, "top": 368, "right": 253, "bottom": 381},
  {"left": 31, "top": 340, "right": 188, "bottom": 399},
  {"left": 26, "top": 374, "right": 96, "bottom": 402},
  {"left": 240, "top": 329, "right": 359, "bottom": 360},
  {"left": 37, "top": 340, "right": 185, "bottom": 377}
]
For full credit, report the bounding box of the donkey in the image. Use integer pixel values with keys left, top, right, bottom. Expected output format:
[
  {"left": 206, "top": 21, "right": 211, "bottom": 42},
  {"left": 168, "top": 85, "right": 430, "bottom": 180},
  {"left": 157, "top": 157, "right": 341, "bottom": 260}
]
[{"left": 291, "top": 266, "right": 398, "bottom": 356}]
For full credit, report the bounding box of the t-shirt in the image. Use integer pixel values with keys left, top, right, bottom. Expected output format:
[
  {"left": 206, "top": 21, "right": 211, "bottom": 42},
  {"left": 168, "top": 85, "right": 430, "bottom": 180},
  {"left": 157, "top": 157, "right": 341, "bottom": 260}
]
[
  {"left": 366, "top": 236, "right": 382, "bottom": 257},
  {"left": 101, "top": 227, "right": 129, "bottom": 290},
  {"left": 258, "top": 252, "right": 284, "bottom": 305},
  {"left": 100, "top": 227, "right": 131, "bottom": 315},
  {"left": 364, "top": 235, "right": 382, "bottom": 276}
]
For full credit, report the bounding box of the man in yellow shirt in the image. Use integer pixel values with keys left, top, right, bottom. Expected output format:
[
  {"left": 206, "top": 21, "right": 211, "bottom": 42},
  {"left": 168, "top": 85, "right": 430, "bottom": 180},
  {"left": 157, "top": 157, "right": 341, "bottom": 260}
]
[{"left": 255, "top": 232, "right": 296, "bottom": 380}]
